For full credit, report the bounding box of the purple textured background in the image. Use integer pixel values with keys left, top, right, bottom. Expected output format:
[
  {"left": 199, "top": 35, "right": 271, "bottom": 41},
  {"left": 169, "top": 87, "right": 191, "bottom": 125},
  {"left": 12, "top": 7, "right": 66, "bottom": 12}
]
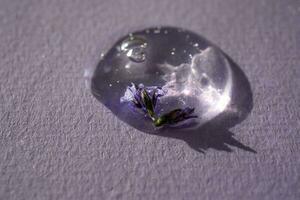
[{"left": 0, "top": 0, "right": 299, "bottom": 199}]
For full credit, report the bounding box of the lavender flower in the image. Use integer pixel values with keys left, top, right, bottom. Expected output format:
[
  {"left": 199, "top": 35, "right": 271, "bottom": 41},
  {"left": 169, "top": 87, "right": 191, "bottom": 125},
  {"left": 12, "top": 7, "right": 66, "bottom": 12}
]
[
  {"left": 120, "top": 83, "right": 143, "bottom": 109},
  {"left": 120, "top": 83, "right": 166, "bottom": 119},
  {"left": 121, "top": 83, "right": 197, "bottom": 127}
]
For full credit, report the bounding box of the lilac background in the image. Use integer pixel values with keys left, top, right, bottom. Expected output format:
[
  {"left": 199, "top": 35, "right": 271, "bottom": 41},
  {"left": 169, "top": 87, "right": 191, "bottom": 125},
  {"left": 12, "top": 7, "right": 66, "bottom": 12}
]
[{"left": 0, "top": 0, "right": 299, "bottom": 199}]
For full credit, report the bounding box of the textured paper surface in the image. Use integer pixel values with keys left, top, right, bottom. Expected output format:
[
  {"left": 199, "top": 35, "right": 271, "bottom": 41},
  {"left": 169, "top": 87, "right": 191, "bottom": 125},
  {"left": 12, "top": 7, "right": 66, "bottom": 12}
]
[{"left": 0, "top": 0, "right": 299, "bottom": 199}]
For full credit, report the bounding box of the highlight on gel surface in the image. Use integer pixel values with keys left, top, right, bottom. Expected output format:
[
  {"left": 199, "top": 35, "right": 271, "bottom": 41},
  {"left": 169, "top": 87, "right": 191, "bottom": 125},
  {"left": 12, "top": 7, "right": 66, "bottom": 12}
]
[{"left": 91, "top": 27, "right": 235, "bottom": 133}]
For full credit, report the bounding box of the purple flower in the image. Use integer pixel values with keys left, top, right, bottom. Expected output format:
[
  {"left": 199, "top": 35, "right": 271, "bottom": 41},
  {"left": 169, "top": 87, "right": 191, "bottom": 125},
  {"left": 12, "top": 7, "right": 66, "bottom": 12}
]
[
  {"left": 121, "top": 83, "right": 197, "bottom": 127},
  {"left": 120, "top": 83, "right": 167, "bottom": 118},
  {"left": 120, "top": 83, "right": 143, "bottom": 108}
]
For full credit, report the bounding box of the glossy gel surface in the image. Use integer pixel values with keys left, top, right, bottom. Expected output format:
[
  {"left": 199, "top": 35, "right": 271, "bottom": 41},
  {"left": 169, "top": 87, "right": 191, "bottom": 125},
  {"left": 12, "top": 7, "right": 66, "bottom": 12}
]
[{"left": 92, "top": 27, "right": 233, "bottom": 132}]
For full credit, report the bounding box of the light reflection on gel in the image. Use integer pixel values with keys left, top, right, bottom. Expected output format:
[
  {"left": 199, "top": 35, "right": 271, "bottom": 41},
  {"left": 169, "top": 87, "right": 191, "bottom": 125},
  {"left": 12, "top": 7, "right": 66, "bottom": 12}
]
[{"left": 91, "top": 27, "right": 236, "bottom": 132}]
